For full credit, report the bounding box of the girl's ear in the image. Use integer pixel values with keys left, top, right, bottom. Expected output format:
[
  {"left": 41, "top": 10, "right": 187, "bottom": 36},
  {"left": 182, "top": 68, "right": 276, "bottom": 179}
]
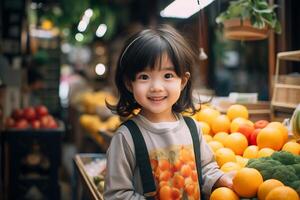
[
  {"left": 125, "top": 79, "right": 133, "bottom": 92},
  {"left": 181, "top": 72, "right": 190, "bottom": 90}
]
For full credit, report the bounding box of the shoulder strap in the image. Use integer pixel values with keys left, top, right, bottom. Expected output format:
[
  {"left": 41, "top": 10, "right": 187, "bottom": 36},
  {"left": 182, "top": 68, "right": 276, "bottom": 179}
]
[
  {"left": 183, "top": 116, "right": 205, "bottom": 200},
  {"left": 122, "top": 120, "right": 156, "bottom": 200}
]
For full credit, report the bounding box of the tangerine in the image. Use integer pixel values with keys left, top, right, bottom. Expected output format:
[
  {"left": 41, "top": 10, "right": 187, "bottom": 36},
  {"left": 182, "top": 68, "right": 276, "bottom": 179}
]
[
  {"left": 227, "top": 104, "right": 249, "bottom": 121},
  {"left": 243, "top": 145, "right": 259, "bottom": 159},
  {"left": 257, "top": 179, "right": 284, "bottom": 200},
  {"left": 281, "top": 141, "right": 300, "bottom": 155},
  {"left": 220, "top": 162, "right": 241, "bottom": 172},
  {"left": 257, "top": 127, "right": 284, "bottom": 151},
  {"left": 236, "top": 155, "right": 248, "bottom": 167},
  {"left": 210, "top": 187, "right": 239, "bottom": 200},
  {"left": 215, "top": 147, "right": 236, "bottom": 167},
  {"left": 213, "top": 132, "right": 229, "bottom": 146},
  {"left": 267, "top": 122, "right": 289, "bottom": 144},
  {"left": 265, "top": 186, "right": 299, "bottom": 200},
  {"left": 224, "top": 132, "right": 248, "bottom": 155},
  {"left": 208, "top": 141, "right": 224, "bottom": 153},
  {"left": 196, "top": 108, "right": 220, "bottom": 126},
  {"left": 211, "top": 115, "right": 231, "bottom": 134},
  {"left": 233, "top": 167, "right": 263, "bottom": 198},
  {"left": 257, "top": 148, "right": 275, "bottom": 158},
  {"left": 203, "top": 134, "right": 213, "bottom": 142}
]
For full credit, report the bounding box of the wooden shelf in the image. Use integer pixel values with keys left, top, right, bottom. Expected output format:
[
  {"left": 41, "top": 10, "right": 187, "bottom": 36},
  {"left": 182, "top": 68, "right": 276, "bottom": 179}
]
[{"left": 271, "top": 50, "right": 300, "bottom": 120}]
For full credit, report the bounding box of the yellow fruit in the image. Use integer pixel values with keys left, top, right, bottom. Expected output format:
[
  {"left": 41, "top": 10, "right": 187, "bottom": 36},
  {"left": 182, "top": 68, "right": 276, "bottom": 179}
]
[
  {"left": 257, "top": 148, "right": 275, "bottom": 158},
  {"left": 265, "top": 186, "right": 299, "bottom": 200},
  {"left": 213, "top": 132, "right": 229, "bottom": 146},
  {"left": 230, "top": 117, "right": 254, "bottom": 133},
  {"left": 208, "top": 141, "right": 224, "bottom": 153},
  {"left": 220, "top": 162, "right": 241, "bottom": 172},
  {"left": 211, "top": 115, "right": 231, "bottom": 134},
  {"left": 203, "top": 134, "right": 213, "bottom": 142},
  {"left": 210, "top": 187, "right": 239, "bottom": 200},
  {"left": 198, "top": 121, "right": 211, "bottom": 135},
  {"left": 233, "top": 168, "right": 263, "bottom": 198},
  {"left": 215, "top": 147, "right": 236, "bottom": 167},
  {"left": 257, "top": 179, "right": 284, "bottom": 200},
  {"left": 227, "top": 104, "right": 249, "bottom": 121},
  {"left": 267, "top": 122, "right": 289, "bottom": 144},
  {"left": 281, "top": 141, "right": 300, "bottom": 155},
  {"left": 224, "top": 132, "right": 248, "bottom": 155},
  {"left": 196, "top": 108, "right": 220, "bottom": 126},
  {"left": 257, "top": 127, "right": 284, "bottom": 151},
  {"left": 236, "top": 155, "right": 248, "bottom": 167},
  {"left": 243, "top": 145, "right": 259, "bottom": 159}
]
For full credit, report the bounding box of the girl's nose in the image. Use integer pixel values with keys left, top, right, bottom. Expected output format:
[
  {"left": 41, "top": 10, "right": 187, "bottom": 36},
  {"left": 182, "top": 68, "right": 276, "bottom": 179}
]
[{"left": 149, "top": 79, "right": 163, "bottom": 92}]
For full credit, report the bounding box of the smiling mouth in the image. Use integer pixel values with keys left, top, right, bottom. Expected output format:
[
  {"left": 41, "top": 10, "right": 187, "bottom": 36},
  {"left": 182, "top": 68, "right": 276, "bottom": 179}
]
[{"left": 148, "top": 96, "right": 167, "bottom": 101}]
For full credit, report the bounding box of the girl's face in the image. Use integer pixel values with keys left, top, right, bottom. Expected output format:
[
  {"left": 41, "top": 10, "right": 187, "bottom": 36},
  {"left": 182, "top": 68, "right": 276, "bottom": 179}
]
[{"left": 127, "top": 54, "right": 190, "bottom": 122}]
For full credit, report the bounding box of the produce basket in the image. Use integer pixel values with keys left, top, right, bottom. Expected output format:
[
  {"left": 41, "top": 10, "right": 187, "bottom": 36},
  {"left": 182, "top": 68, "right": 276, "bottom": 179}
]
[
  {"left": 73, "top": 153, "right": 106, "bottom": 200},
  {"left": 1, "top": 120, "right": 65, "bottom": 200}
]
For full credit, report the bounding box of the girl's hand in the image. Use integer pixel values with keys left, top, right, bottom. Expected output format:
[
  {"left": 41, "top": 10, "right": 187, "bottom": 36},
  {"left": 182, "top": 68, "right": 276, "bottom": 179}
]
[{"left": 214, "top": 171, "right": 237, "bottom": 189}]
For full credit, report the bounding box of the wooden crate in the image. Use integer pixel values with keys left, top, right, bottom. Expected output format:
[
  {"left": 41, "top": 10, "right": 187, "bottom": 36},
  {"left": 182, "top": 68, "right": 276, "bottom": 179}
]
[{"left": 73, "top": 154, "right": 106, "bottom": 200}]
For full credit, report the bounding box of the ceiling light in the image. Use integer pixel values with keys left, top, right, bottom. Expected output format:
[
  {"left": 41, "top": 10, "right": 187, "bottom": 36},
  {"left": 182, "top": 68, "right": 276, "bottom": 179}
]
[{"left": 160, "top": 0, "right": 214, "bottom": 19}]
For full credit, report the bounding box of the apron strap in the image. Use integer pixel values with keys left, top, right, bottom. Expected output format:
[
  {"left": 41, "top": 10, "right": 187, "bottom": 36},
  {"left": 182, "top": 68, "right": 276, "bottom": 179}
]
[{"left": 123, "top": 120, "right": 156, "bottom": 200}]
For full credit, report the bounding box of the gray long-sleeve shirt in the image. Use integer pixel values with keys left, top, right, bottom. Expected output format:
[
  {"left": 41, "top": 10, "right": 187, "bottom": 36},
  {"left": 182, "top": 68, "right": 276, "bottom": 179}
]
[{"left": 104, "top": 114, "right": 223, "bottom": 200}]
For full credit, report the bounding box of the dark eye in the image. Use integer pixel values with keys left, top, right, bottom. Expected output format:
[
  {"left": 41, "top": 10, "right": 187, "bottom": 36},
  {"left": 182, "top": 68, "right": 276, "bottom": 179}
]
[
  {"left": 164, "top": 73, "right": 174, "bottom": 79},
  {"left": 137, "top": 74, "right": 149, "bottom": 80}
]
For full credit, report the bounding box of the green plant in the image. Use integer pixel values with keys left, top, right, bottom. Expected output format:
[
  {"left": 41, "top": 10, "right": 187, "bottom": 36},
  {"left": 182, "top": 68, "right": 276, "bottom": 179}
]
[{"left": 216, "top": 0, "right": 281, "bottom": 33}]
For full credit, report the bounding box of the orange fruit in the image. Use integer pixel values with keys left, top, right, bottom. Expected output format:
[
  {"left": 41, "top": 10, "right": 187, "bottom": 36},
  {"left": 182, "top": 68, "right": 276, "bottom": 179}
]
[
  {"left": 233, "top": 167, "right": 263, "bottom": 198},
  {"left": 243, "top": 145, "right": 259, "bottom": 159},
  {"left": 257, "top": 127, "right": 284, "bottom": 151},
  {"left": 236, "top": 155, "right": 248, "bottom": 167},
  {"left": 230, "top": 117, "right": 254, "bottom": 133},
  {"left": 220, "top": 162, "right": 241, "bottom": 172},
  {"left": 203, "top": 134, "right": 213, "bottom": 142},
  {"left": 208, "top": 141, "right": 224, "bottom": 153},
  {"left": 159, "top": 185, "right": 172, "bottom": 200},
  {"left": 215, "top": 147, "right": 236, "bottom": 167},
  {"left": 210, "top": 187, "right": 239, "bottom": 200},
  {"left": 196, "top": 107, "right": 220, "bottom": 126},
  {"left": 211, "top": 115, "right": 231, "bottom": 134},
  {"left": 198, "top": 121, "right": 211, "bottom": 135},
  {"left": 257, "top": 179, "right": 284, "bottom": 200},
  {"left": 267, "top": 122, "right": 289, "bottom": 144},
  {"left": 227, "top": 104, "right": 249, "bottom": 121},
  {"left": 213, "top": 132, "right": 229, "bottom": 146},
  {"left": 257, "top": 148, "right": 275, "bottom": 158},
  {"left": 224, "top": 132, "right": 248, "bottom": 155},
  {"left": 265, "top": 186, "right": 299, "bottom": 200},
  {"left": 282, "top": 141, "right": 300, "bottom": 155}
]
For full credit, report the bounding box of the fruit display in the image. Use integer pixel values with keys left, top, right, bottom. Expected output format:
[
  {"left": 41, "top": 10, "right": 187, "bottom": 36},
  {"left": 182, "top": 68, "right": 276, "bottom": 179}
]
[
  {"left": 187, "top": 104, "right": 300, "bottom": 199},
  {"left": 4, "top": 105, "right": 58, "bottom": 129},
  {"left": 79, "top": 91, "right": 117, "bottom": 115}
]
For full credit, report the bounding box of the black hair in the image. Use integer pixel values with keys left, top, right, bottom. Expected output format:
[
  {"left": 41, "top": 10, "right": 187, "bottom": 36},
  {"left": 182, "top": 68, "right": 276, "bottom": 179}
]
[{"left": 108, "top": 24, "right": 198, "bottom": 117}]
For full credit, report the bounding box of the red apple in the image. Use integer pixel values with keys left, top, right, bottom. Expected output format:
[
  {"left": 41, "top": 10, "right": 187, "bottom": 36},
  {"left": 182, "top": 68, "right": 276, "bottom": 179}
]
[
  {"left": 254, "top": 120, "right": 269, "bottom": 129},
  {"left": 23, "top": 107, "right": 36, "bottom": 121},
  {"left": 31, "top": 120, "right": 41, "bottom": 129},
  {"left": 12, "top": 108, "right": 24, "bottom": 120},
  {"left": 15, "top": 119, "right": 29, "bottom": 129},
  {"left": 249, "top": 128, "right": 261, "bottom": 145},
  {"left": 48, "top": 118, "right": 58, "bottom": 129},
  {"left": 5, "top": 117, "right": 15, "bottom": 128},
  {"left": 35, "top": 105, "right": 48, "bottom": 118},
  {"left": 40, "top": 115, "right": 50, "bottom": 128},
  {"left": 238, "top": 123, "right": 255, "bottom": 141}
]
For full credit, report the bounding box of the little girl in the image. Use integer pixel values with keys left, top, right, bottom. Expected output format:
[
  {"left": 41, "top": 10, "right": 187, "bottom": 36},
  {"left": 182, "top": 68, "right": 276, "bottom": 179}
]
[{"left": 104, "top": 25, "right": 234, "bottom": 200}]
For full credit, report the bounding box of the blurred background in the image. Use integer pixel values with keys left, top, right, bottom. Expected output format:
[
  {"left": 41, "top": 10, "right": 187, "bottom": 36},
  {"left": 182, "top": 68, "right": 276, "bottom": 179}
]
[{"left": 0, "top": 0, "right": 300, "bottom": 199}]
